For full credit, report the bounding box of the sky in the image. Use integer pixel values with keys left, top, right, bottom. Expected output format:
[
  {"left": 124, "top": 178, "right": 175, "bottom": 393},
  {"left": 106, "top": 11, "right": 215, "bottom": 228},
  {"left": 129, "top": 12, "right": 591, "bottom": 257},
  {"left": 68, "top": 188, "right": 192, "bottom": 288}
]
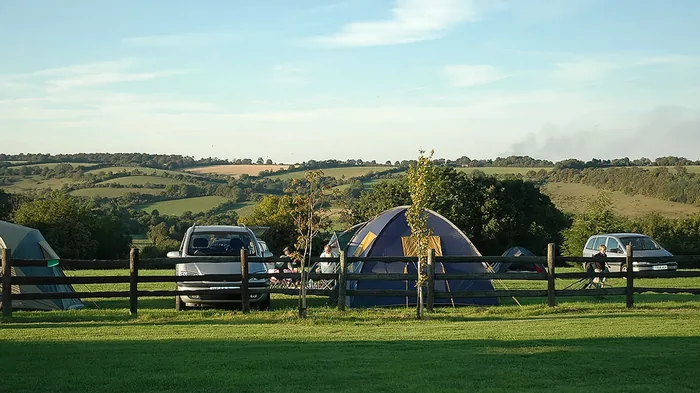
[{"left": 1, "top": 0, "right": 699, "bottom": 163}]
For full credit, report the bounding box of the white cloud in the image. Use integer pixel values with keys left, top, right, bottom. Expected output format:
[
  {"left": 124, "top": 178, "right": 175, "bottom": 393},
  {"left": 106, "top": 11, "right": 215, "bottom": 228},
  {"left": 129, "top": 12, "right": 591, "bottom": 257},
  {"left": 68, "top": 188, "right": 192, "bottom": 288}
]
[
  {"left": 313, "top": 0, "right": 484, "bottom": 47},
  {"left": 47, "top": 70, "right": 184, "bottom": 91},
  {"left": 0, "top": 59, "right": 184, "bottom": 91},
  {"left": 121, "top": 32, "right": 241, "bottom": 47},
  {"left": 270, "top": 63, "right": 309, "bottom": 85},
  {"left": 444, "top": 65, "right": 507, "bottom": 87}
]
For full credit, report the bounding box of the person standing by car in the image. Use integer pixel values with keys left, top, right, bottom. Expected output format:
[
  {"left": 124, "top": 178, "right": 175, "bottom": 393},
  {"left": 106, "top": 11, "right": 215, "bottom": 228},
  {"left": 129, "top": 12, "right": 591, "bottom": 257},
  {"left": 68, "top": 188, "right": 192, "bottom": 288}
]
[{"left": 592, "top": 244, "right": 609, "bottom": 288}]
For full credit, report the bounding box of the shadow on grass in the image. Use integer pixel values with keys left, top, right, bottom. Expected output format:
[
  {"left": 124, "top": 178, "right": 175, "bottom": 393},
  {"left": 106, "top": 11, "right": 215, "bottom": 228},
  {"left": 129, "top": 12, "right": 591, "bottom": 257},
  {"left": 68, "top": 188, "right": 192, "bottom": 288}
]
[{"left": 1, "top": 337, "right": 699, "bottom": 393}]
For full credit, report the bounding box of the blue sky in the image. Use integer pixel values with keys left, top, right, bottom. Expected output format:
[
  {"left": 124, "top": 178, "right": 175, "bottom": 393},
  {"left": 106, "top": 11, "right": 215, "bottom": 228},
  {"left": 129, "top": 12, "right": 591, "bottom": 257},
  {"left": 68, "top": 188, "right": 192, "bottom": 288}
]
[{"left": 1, "top": 0, "right": 699, "bottom": 162}]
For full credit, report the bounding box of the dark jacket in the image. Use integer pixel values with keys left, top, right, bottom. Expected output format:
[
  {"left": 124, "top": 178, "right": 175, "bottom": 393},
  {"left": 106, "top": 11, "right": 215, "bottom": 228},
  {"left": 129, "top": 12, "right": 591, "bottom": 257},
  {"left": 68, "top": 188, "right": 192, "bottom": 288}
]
[{"left": 593, "top": 252, "right": 607, "bottom": 270}]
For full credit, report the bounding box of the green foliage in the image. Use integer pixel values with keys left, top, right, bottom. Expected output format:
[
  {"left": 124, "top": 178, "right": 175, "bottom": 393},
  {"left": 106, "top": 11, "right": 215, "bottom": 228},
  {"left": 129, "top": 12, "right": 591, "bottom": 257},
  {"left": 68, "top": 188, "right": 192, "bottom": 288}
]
[
  {"left": 562, "top": 193, "right": 628, "bottom": 255},
  {"left": 12, "top": 191, "right": 132, "bottom": 259},
  {"left": 351, "top": 167, "right": 568, "bottom": 255},
  {"left": 549, "top": 166, "right": 700, "bottom": 205},
  {"left": 239, "top": 195, "right": 297, "bottom": 254},
  {"left": 286, "top": 170, "right": 332, "bottom": 265},
  {"left": 406, "top": 150, "right": 434, "bottom": 288}
]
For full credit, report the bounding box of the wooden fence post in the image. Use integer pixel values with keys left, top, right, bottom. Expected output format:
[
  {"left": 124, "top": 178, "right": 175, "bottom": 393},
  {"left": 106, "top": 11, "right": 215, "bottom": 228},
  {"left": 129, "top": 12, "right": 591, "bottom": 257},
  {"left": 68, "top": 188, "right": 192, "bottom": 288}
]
[
  {"left": 241, "top": 248, "right": 250, "bottom": 313},
  {"left": 338, "top": 251, "right": 347, "bottom": 311},
  {"left": 2, "top": 248, "right": 12, "bottom": 318},
  {"left": 129, "top": 247, "right": 139, "bottom": 316},
  {"left": 547, "top": 243, "right": 556, "bottom": 307},
  {"left": 427, "top": 249, "right": 435, "bottom": 313},
  {"left": 416, "top": 255, "right": 424, "bottom": 319},
  {"left": 626, "top": 244, "right": 634, "bottom": 308}
]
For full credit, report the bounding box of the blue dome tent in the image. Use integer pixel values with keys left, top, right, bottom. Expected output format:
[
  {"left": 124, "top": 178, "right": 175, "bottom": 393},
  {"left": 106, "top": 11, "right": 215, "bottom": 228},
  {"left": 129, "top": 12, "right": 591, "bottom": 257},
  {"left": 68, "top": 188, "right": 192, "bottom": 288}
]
[{"left": 344, "top": 206, "right": 497, "bottom": 308}]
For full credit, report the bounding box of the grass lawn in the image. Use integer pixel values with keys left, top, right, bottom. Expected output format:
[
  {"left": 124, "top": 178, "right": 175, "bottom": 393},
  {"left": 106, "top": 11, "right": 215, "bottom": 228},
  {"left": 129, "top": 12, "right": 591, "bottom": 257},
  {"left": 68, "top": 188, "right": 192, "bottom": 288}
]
[
  {"left": 138, "top": 196, "right": 231, "bottom": 215},
  {"left": 99, "top": 175, "right": 191, "bottom": 186},
  {"left": 71, "top": 187, "right": 163, "bottom": 198},
  {"left": 2, "top": 268, "right": 700, "bottom": 392},
  {"left": 542, "top": 182, "right": 700, "bottom": 218},
  {"left": 268, "top": 166, "right": 394, "bottom": 180}
]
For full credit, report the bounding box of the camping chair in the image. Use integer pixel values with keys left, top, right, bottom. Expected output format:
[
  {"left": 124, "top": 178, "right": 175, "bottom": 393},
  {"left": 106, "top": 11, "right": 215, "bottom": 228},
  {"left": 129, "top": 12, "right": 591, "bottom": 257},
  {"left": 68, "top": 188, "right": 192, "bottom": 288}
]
[
  {"left": 268, "top": 261, "right": 298, "bottom": 289},
  {"left": 307, "top": 261, "right": 337, "bottom": 290}
]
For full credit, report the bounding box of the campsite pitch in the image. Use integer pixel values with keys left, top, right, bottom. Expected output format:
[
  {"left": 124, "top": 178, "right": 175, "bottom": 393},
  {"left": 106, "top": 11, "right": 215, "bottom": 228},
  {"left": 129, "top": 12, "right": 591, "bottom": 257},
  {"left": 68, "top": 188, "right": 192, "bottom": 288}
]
[{"left": 2, "top": 298, "right": 700, "bottom": 393}]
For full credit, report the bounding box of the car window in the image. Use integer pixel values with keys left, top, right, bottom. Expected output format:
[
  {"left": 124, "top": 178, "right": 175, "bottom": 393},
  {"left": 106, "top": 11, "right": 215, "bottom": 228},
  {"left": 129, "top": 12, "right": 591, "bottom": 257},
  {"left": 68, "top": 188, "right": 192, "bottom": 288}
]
[
  {"left": 188, "top": 231, "right": 257, "bottom": 255},
  {"left": 606, "top": 238, "right": 622, "bottom": 252},
  {"left": 593, "top": 237, "right": 607, "bottom": 249},
  {"left": 619, "top": 236, "right": 661, "bottom": 251},
  {"left": 585, "top": 237, "right": 596, "bottom": 250}
]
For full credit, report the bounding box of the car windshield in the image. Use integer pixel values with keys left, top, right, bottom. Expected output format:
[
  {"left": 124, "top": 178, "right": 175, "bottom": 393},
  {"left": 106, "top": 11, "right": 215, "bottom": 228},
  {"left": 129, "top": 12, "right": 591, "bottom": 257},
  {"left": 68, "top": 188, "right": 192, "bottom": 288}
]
[
  {"left": 189, "top": 231, "right": 257, "bottom": 256},
  {"left": 619, "top": 236, "right": 661, "bottom": 251}
]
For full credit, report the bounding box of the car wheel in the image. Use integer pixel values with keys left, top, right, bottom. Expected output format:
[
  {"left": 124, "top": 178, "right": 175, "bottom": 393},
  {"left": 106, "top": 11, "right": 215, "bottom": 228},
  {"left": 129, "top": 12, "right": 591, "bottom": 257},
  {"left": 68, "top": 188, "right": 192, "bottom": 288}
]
[
  {"left": 258, "top": 296, "right": 271, "bottom": 311},
  {"left": 175, "top": 295, "right": 188, "bottom": 311}
]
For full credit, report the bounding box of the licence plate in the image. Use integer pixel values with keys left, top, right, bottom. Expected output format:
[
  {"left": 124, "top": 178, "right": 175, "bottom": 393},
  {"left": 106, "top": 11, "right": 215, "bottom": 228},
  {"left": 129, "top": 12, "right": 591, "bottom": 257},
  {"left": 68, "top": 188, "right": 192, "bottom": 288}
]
[{"left": 652, "top": 265, "right": 668, "bottom": 270}]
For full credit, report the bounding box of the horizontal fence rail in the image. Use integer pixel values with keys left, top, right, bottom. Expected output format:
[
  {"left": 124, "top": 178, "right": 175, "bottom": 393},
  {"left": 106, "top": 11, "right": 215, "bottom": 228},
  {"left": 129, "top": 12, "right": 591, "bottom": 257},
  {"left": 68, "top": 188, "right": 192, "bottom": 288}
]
[{"left": 2, "top": 243, "right": 700, "bottom": 318}]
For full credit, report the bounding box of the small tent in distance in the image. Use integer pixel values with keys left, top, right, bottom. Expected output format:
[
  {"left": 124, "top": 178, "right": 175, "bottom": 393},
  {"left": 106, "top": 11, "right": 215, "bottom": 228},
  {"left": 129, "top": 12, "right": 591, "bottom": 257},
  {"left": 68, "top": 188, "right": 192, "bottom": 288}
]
[
  {"left": 0, "top": 220, "right": 84, "bottom": 311},
  {"left": 344, "top": 206, "right": 497, "bottom": 308},
  {"left": 492, "top": 246, "right": 546, "bottom": 273}
]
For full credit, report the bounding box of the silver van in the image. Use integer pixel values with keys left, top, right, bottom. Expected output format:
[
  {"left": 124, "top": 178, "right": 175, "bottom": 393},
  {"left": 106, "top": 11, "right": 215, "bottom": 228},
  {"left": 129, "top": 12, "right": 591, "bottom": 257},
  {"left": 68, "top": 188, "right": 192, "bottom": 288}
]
[
  {"left": 582, "top": 233, "right": 678, "bottom": 272},
  {"left": 168, "top": 225, "right": 270, "bottom": 310}
]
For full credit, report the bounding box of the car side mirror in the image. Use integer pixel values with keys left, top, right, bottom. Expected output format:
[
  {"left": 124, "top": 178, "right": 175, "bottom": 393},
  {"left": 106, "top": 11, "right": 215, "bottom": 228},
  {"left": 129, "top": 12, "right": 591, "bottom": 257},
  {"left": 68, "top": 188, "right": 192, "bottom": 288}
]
[{"left": 167, "top": 251, "right": 180, "bottom": 258}]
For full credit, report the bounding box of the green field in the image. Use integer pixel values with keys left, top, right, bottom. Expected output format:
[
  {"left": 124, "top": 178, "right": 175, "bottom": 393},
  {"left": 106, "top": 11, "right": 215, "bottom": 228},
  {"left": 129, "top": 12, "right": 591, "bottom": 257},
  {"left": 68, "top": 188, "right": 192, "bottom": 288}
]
[
  {"left": 4, "top": 176, "right": 76, "bottom": 192},
  {"left": 138, "top": 196, "right": 231, "bottom": 215},
  {"left": 268, "top": 166, "right": 394, "bottom": 180},
  {"left": 99, "top": 175, "right": 190, "bottom": 186},
  {"left": 71, "top": 188, "right": 163, "bottom": 198},
  {"left": 2, "top": 266, "right": 700, "bottom": 393},
  {"left": 543, "top": 182, "right": 700, "bottom": 218},
  {"left": 11, "top": 162, "right": 99, "bottom": 169},
  {"left": 231, "top": 201, "right": 258, "bottom": 217},
  {"left": 86, "top": 166, "right": 195, "bottom": 177}
]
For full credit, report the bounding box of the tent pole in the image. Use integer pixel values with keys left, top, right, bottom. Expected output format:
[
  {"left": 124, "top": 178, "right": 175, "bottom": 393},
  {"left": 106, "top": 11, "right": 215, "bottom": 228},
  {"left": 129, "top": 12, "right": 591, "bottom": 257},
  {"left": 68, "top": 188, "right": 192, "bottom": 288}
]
[
  {"left": 485, "top": 262, "right": 522, "bottom": 307},
  {"left": 440, "top": 262, "right": 456, "bottom": 308}
]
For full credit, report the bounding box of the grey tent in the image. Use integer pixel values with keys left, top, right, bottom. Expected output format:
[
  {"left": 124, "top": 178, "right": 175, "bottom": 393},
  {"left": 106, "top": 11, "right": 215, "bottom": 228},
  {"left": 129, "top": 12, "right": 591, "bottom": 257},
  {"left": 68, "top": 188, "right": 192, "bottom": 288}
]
[
  {"left": 0, "top": 221, "right": 84, "bottom": 310},
  {"left": 492, "top": 246, "right": 546, "bottom": 273}
]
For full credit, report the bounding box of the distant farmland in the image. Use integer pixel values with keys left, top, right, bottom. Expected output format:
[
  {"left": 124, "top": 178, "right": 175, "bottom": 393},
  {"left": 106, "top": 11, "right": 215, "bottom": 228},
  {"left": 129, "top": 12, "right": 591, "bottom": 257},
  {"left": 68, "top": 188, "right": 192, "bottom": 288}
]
[
  {"left": 71, "top": 188, "right": 163, "bottom": 198},
  {"left": 99, "top": 176, "right": 190, "bottom": 186},
  {"left": 86, "top": 166, "right": 195, "bottom": 177},
  {"left": 268, "top": 166, "right": 393, "bottom": 180},
  {"left": 542, "top": 182, "right": 700, "bottom": 218},
  {"left": 138, "top": 196, "right": 231, "bottom": 215},
  {"left": 188, "top": 164, "right": 289, "bottom": 177}
]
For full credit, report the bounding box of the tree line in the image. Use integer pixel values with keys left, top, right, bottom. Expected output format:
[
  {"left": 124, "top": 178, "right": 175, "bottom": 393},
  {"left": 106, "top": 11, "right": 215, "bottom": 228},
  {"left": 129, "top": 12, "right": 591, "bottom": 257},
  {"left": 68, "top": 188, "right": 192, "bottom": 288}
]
[
  {"left": 563, "top": 193, "right": 700, "bottom": 256},
  {"left": 548, "top": 166, "right": 700, "bottom": 205}
]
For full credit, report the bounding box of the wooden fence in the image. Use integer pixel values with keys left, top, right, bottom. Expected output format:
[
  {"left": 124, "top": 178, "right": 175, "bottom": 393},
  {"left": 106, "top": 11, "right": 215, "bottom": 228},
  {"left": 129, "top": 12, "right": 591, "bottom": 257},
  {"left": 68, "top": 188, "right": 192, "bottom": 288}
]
[{"left": 2, "top": 244, "right": 700, "bottom": 318}]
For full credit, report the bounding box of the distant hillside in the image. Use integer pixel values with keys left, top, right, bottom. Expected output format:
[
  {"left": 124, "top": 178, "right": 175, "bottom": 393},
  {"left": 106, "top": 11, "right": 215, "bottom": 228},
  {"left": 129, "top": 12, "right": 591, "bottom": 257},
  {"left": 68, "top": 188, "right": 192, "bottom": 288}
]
[{"left": 542, "top": 182, "right": 700, "bottom": 218}]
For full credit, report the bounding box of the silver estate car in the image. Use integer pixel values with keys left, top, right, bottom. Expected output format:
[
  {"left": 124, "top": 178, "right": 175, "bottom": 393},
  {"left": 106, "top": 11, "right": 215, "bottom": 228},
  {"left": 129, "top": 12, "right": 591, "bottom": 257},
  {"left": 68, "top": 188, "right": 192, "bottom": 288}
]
[
  {"left": 168, "top": 225, "right": 270, "bottom": 310},
  {"left": 582, "top": 233, "right": 678, "bottom": 272}
]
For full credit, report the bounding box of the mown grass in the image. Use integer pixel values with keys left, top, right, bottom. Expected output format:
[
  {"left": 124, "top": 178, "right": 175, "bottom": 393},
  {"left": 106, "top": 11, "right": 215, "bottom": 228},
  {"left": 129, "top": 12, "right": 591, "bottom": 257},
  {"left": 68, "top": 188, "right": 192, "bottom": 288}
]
[
  {"left": 542, "top": 182, "right": 700, "bottom": 218},
  {"left": 137, "top": 196, "right": 231, "bottom": 215},
  {"left": 2, "top": 267, "right": 700, "bottom": 393}
]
